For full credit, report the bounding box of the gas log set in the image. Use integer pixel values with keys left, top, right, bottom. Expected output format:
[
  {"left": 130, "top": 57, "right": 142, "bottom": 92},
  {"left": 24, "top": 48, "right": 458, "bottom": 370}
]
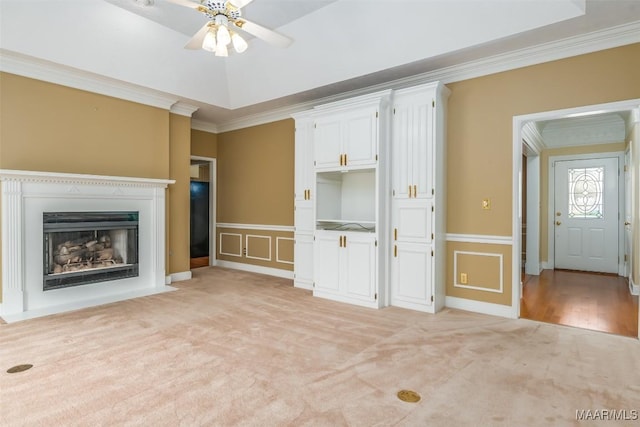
[{"left": 51, "top": 234, "right": 123, "bottom": 274}]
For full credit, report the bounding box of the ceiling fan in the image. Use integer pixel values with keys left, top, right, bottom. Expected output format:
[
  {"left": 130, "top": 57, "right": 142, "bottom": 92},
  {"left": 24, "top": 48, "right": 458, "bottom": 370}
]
[{"left": 167, "top": 0, "right": 293, "bottom": 56}]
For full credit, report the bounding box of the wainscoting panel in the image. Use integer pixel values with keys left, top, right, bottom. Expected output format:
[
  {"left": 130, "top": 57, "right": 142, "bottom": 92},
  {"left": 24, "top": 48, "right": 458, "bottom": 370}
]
[
  {"left": 446, "top": 236, "right": 512, "bottom": 307},
  {"left": 246, "top": 235, "right": 272, "bottom": 261},
  {"left": 216, "top": 225, "right": 294, "bottom": 272},
  {"left": 219, "top": 233, "right": 242, "bottom": 257},
  {"left": 276, "top": 237, "right": 294, "bottom": 265},
  {"left": 453, "top": 250, "right": 503, "bottom": 293}
]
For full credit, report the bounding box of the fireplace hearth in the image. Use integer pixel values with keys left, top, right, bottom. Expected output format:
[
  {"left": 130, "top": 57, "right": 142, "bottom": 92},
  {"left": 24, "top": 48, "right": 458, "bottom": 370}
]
[{"left": 43, "top": 211, "right": 139, "bottom": 291}]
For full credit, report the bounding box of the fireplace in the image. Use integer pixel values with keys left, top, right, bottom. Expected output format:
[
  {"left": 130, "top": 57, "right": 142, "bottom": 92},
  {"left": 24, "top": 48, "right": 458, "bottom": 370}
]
[
  {"left": 1, "top": 170, "right": 178, "bottom": 322},
  {"left": 43, "top": 211, "right": 140, "bottom": 291}
]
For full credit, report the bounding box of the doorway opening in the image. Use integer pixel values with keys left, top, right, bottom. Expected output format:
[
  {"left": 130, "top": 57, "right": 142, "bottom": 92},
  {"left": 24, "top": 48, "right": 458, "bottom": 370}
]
[
  {"left": 513, "top": 99, "right": 640, "bottom": 338},
  {"left": 190, "top": 157, "right": 216, "bottom": 269}
]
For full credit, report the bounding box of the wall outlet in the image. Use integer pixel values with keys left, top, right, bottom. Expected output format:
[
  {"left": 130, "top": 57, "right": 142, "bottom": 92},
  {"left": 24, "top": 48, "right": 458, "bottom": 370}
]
[
  {"left": 482, "top": 199, "right": 491, "bottom": 210},
  {"left": 460, "top": 273, "right": 468, "bottom": 284}
]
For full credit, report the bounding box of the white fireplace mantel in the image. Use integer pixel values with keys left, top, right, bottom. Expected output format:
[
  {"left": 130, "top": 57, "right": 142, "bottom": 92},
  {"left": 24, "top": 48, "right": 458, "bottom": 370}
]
[{"left": 0, "top": 169, "right": 176, "bottom": 322}]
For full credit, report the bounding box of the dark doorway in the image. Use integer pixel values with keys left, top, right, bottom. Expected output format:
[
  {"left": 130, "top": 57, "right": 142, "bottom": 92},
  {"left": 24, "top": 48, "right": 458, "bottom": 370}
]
[{"left": 190, "top": 161, "right": 210, "bottom": 268}]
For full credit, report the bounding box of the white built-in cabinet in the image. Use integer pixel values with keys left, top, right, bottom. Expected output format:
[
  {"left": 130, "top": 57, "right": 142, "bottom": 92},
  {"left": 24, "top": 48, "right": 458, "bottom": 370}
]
[
  {"left": 293, "top": 82, "right": 448, "bottom": 313},
  {"left": 292, "top": 112, "right": 315, "bottom": 289},
  {"left": 391, "top": 82, "right": 449, "bottom": 313},
  {"left": 310, "top": 91, "right": 389, "bottom": 309}
]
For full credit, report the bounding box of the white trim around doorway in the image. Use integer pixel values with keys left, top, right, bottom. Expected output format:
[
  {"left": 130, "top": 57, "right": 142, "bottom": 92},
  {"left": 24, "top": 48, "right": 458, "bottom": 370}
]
[
  {"left": 191, "top": 156, "right": 217, "bottom": 267},
  {"left": 512, "top": 98, "right": 640, "bottom": 323}
]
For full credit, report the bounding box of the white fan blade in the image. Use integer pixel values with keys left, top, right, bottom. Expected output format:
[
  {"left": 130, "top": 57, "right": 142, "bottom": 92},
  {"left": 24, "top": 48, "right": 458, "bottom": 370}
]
[
  {"left": 165, "top": 0, "right": 200, "bottom": 9},
  {"left": 229, "top": 0, "right": 255, "bottom": 8},
  {"left": 184, "top": 23, "right": 211, "bottom": 49},
  {"left": 233, "top": 19, "right": 292, "bottom": 48}
]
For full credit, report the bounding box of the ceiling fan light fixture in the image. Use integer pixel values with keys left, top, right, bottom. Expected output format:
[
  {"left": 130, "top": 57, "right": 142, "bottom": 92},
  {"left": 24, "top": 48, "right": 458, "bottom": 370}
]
[
  {"left": 216, "top": 24, "right": 231, "bottom": 46},
  {"left": 231, "top": 32, "right": 248, "bottom": 53},
  {"left": 202, "top": 30, "right": 217, "bottom": 52},
  {"left": 215, "top": 43, "right": 229, "bottom": 57}
]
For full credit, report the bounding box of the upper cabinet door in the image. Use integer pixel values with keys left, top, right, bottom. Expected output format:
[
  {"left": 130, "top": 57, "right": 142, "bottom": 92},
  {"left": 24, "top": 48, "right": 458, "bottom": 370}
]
[
  {"left": 294, "top": 116, "right": 314, "bottom": 202},
  {"left": 412, "top": 101, "right": 434, "bottom": 199},
  {"left": 392, "top": 89, "right": 434, "bottom": 199},
  {"left": 314, "top": 106, "right": 378, "bottom": 171},
  {"left": 342, "top": 107, "right": 378, "bottom": 167},
  {"left": 392, "top": 102, "right": 412, "bottom": 199},
  {"left": 314, "top": 116, "right": 342, "bottom": 169}
]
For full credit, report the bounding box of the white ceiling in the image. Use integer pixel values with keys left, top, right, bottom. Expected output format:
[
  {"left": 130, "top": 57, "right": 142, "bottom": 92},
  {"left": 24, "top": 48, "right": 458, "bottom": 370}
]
[{"left": 1, "top": 0, "right": 640, "bottom": 128}]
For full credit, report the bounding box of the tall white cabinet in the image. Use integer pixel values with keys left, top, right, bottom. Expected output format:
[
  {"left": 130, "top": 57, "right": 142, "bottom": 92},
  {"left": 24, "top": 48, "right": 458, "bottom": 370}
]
[
  {"left": 390, "top": 82, "right": 449, "bottom": 313},
  {"left": 292, "top": 112, "right": 315, "bottom": 290},
  {"left": 311, "top": 91, "right": 390, "bottom": 309},
  {"left": 293, "top": 82, "right": 448, "bottom": 313}
]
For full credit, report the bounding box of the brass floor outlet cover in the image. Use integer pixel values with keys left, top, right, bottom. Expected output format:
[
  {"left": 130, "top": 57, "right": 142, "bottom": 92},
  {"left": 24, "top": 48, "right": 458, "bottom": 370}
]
[
  {"left": 397, "top": 389, "right": 421, "bottom": 403},
  {"left": 7, "top": 364, "right": 33, "bottom": 374}
]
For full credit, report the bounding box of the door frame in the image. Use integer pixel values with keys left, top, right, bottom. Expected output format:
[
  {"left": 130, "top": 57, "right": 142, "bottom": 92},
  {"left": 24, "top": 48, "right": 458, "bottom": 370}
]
[
  {"left": 511, "top": 98, "right": 640, "bottom": 321},
  {"left": 190, "top": 156, "right": 217, "bottom": 267},
  {"left": 547, "top": 152, "right": 624, "bottom": 274}
]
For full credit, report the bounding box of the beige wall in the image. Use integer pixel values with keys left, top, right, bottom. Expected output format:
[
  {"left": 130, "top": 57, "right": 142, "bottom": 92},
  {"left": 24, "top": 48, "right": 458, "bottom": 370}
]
[
  {"left": 191, "top": 129, "right": 217, "bottom": 158},
  {"left": 214, "top": 119, "right": 294, "bottom": 270},
  {"left": 539, "top": 142, "right": 626, "bottom": 264},
  {"left": 216, "top": 119, "right": 294, "bottom": 225},
  {"left": 446, "top": 43, "right": 640, "bottom": 306},
  {"left": 0, "top": 73, "right": 170, "bottom": 177},
  {"left": 168, "top": 113, "right": 192, "bottom": 274}
]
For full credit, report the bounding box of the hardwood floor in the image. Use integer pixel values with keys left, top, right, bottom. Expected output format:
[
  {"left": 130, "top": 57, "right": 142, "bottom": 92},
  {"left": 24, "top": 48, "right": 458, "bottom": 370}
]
[
  {"left": 521, "top": 269, "right": 639, "bottom": 337},
  {"left": 190, "top": 256, "right": 209, "bottom": 269}
]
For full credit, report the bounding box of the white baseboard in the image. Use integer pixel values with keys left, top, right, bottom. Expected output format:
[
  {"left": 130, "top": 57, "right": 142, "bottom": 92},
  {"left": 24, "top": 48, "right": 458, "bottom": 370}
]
[
  {"left": 216, "top": 260, "right": 294, "bottom": 280},
  {"left": 445, "top": 296, "right": 515, "bottom": 319},
  {"left": 630, "top": 277, "right": 639, "bottom": 296},
  {"left": 294, "top": 280, "right": 313, "bottom": 291},
  {"left": 165, "top": 271, "right": 192, "bottom": 285},
  {"left": 540, "top": 261, "right": 552, "bottom": 270}
]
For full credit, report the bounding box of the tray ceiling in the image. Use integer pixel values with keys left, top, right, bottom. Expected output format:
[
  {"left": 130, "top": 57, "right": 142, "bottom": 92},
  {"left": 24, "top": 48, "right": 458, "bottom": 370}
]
[{"left": 1, "top": 0, "right": 640, "bottom": 126}]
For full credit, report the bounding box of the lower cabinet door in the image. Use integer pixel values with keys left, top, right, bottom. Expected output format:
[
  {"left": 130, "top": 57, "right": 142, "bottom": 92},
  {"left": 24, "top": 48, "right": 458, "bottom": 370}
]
[
  {"left": 314, "top": 231, "right": 341, "bottom": 293},
  {"left": 344, "top": 233, "right": 377, "bottom": 302},
  {"left": 391, "top": 242, "right": 433, "bottom": 311},
  {"left": 294, "top": 233, "right": 314, "bottom": 289}
]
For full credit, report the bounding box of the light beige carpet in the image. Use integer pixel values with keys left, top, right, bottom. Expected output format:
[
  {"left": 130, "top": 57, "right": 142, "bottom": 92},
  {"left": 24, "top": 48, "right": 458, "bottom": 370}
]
[{"left": 1, "top": 267, "right": 639, "bottom": 426}]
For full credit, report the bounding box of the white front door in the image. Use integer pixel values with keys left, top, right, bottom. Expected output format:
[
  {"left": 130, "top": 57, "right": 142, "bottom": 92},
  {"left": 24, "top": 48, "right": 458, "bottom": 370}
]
[{"left": 554, "top": 157, "right": 619, "bottom": 273}]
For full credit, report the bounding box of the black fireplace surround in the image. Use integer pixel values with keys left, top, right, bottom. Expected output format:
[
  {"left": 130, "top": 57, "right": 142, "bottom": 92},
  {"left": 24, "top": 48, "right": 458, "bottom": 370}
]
[{"left": 43, "top": 211, "right": 139, "bottom": 291}]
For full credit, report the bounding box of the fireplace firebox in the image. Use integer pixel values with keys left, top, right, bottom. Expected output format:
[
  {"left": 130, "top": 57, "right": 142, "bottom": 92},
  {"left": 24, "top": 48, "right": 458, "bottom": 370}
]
[{"left": 43, "top": 211, "right": 139, "bottom": 291}]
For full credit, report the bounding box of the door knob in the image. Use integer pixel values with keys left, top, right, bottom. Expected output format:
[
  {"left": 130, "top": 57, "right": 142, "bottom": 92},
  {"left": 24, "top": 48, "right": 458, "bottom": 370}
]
[
  {"left": 556, "top": 221, "right": 562, "bottom": 226},
  {"left": 625, "top": 221, "right": 631, "bottom": 226}
]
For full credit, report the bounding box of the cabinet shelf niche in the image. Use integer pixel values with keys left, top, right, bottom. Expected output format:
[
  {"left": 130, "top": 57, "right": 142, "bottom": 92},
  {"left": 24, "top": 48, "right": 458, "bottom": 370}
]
[{"left": 316, "top": 169, "right": 376, "bottom": 231}]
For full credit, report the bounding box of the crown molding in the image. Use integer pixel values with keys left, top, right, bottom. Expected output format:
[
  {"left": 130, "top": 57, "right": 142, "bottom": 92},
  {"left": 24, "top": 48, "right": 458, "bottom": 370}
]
[
  {"left": 213, "top": 20, "right": 640, "bottom": 133},
  {"left": 2, "top": 19, "right": 639, "bottom": 134},
  {"left": 170, "top": 102, "right": 199, "bottom": 117},
  {"left": 521, "top": 122, "right": 546, "bottom": 154},
  {"left": 191, "top": 119, "right": 219, "bottom": 134},
  {"left": 0, "top": 49, "right": 178, "bottom": 111}
]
